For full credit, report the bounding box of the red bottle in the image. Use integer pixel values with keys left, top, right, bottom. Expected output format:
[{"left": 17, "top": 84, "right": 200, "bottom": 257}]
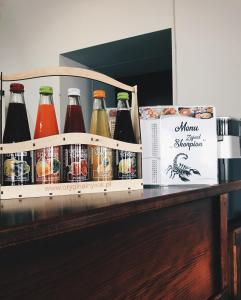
[{"left": 63, "top": 88, "right": 88, "bottom": 182}]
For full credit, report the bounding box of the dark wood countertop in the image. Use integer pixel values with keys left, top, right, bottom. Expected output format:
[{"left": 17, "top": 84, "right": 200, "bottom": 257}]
[{"left": 1, "top": 180, "right": 241, "bottom": 250}]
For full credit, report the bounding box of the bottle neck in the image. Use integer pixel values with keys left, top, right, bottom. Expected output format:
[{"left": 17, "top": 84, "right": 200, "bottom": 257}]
[
  {"left": 93, "top": 98, "right": 106, "bottom": 110},
  {"left": 39, "top": 93, "right": 53, "bottom": 105},
  {"left": 117, "top": 99, "right": 130, "bottom": 110},
  {"left": 68, "top": 95, "right": 80, "bottom": 106},
  {"left": 10, "top": 91, "right": 25, "bottom": 104}
]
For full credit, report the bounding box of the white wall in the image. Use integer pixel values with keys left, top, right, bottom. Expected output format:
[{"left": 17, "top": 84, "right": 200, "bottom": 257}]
[
  {"left": 0, "top": 0, "right": 173, "bottom": 70},
  {"left": 0, "top": 0, "right": 173, "bottom": 135},
  {"left": 1, "top": 0, "right": 241, "bottom": 124},
  {"left": 175, "top": 0, "right": 241, "bottom": 117}
]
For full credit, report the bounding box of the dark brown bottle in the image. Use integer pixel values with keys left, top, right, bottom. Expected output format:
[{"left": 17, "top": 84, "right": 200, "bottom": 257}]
[
  {"left": 63, "top": 88, "right": 88, "bottom": 182},
  {"left": 3, "top": 83, "right": 32, "bottom": 185},
  {"left": 114, "top": 92, "right": 137, "bottom": 179}
]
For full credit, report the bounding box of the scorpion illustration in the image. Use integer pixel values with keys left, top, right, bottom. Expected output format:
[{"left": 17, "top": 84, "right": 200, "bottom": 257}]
[{"left": 166, "top": 153, "right": 201, "bottom": 182}]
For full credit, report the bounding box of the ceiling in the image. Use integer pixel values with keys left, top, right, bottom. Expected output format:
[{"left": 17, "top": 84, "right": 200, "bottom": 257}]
[{"left": 62, "top": 29, "right": 172, "bottom": 78}]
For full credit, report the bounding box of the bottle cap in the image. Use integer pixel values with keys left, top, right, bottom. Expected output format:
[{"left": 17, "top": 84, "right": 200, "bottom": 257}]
[
  {"left": 117, "top": 92, "right": 129, "bottom": 100},
  {"left": 39, "top": 86, "right": 53, "bottom": 94},
  {"left": 93, "top": 89, "right": 106, "bottom": 98},
  {"left": 68, "top": 88, "right": 80, "bottom": 96},
  {"left": 0, "top": 90, "right": 4, "bottom": 96},
  {"left": 10, "top": 83, "right": 24, "bottom": 93}
]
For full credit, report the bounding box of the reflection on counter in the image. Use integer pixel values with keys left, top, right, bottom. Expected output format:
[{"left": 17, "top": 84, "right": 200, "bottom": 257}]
[
  {"left": 0, "top": 185, "right": 208, "bottom": 229},
  {"left": 0, "top": 189, "right": 144, "bottom": 228}
]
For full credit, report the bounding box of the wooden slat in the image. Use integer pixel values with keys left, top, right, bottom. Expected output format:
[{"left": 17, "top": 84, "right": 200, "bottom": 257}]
[
  {"left": 230, "top": 227, "right": 241, "bottom": 299},
  {"left": 2, "top": 67, "right": 135, "bottom": 92},
  {"left": 131, "top": 86, "right": 142, "bottom": 178},
  {"left": 232, "top": 245, "right": 238, "bottom": 297},
  {"left": 0, "top": 132, "right": 142, "bottom": 154},
  {"left": 131, "top": 86, "right": 141, "bottom": 144},
  {"left": 1, "top": 179, "right": 143, "bottom": 200},
  {"left": 220, "top": 193, "right": 228, "bottom": 289}
]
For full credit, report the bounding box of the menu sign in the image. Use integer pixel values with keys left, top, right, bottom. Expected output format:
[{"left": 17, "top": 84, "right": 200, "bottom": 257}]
[{"left": 139, "top": 106, "right": 218, "bottom": 185}]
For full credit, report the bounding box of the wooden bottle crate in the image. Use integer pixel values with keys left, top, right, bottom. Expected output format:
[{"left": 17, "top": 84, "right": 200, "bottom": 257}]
[{"left": 0, "top": 67, "right": 143, "bottom": 199}]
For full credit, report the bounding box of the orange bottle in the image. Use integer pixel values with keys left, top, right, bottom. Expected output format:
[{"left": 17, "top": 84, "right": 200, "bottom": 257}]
[{"left": 34, "top": 86, "right": 60, "bottom": 184}]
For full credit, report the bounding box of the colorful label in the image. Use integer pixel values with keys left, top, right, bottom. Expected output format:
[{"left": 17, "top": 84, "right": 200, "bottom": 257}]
[
  {"left": 3, "top": 152, "right": 31, "bottom": 185},
  {"left": 63, "top": 144, "right": 88, "bottom": 182},
  {"left": 116, "top": 150, "right": 137, "bottom": 179},
  {"left": 35, "top": 146, "right": 60, "bottom": 184},
  {"left": 90, "top": 146, "right": 112, "bottom": 181}
]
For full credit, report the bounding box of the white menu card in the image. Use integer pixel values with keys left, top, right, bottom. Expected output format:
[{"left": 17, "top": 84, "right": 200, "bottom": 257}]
[{"left": 139, "top": 106, "right": 218, "bottom": 185}]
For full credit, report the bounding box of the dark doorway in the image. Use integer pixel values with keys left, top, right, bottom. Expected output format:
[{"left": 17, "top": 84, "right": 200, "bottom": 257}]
[{"left": 62, "top": 29, "right": 173, "bottom": 107}]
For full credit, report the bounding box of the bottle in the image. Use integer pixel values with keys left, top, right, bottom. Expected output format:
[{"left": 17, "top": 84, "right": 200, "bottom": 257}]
[
  {"left": 114, "top": 92, "right": 137, "bottom": 179},
  {"left": 63, "top": 88, "right": 88, "bottom": 182},
  {"left": 3, "top": 83, "right": 32, "bottom": 185},
  {"left": 90, "top": 90, "right": 112, "bottom": 181},
  {"left": 34, "top": 86, "right": 60, "bottom": 184}
]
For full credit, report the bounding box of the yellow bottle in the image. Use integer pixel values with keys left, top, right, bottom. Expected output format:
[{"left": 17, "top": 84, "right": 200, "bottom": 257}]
[{"left": 90, "top": 90, "right": 112, "bottom": 181}]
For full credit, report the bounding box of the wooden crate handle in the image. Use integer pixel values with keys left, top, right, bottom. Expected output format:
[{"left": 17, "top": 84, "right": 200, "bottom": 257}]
[{"left": 2, "top": 66, "right": 135, "bottom": 92}]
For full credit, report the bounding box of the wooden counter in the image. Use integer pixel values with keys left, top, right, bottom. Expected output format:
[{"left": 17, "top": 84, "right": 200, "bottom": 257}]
[{"left": 1, "top": 182, "right": 241, "bottom": 299}]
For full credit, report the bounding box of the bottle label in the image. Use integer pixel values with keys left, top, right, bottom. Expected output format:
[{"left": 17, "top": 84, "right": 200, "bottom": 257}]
[
  {"left": 64, "top": 144, "right": 88, "bottom": 182},
  {"left": 91, "top": 146, "right": 112, "bottom": 181},
  {"left": 116, "top": 151, "right": 137, "bottom": 179},
  {"left": 35, "top": 146, "right": 60, "bottom": 184},
  {"left": 3, "top": 152, "right": 31, "bottom": 185}
]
